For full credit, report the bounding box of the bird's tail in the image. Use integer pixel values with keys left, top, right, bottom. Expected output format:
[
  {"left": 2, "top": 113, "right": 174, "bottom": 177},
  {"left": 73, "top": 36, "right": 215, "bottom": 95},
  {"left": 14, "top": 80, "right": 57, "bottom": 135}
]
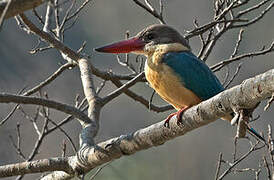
[{"left": 246, "top": 125, "right": 266, "bottom": 143}]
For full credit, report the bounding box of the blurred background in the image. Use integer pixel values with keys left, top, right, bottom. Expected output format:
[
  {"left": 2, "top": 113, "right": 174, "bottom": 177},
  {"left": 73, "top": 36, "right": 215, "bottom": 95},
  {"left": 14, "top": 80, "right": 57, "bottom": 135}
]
[{"left": 0, "top": 0, "right": 273, "bottom": 179}]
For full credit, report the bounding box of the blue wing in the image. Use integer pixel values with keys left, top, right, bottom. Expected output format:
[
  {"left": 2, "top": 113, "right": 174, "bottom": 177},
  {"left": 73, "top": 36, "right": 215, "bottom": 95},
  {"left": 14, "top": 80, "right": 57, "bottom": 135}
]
[{"left": 162, "top": 52, "right": 224, "bottom": 100}]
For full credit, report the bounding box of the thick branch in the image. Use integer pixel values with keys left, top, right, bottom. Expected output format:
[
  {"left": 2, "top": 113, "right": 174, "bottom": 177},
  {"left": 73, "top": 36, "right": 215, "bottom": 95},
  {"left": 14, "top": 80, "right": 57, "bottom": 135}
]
[
  {"left": 0, "top": 157, "right": 72, "bottom": 177},
  {"left": 0, "top": 0, "right": 45, "bottom": 19},
  {"left": 78, "top": 58, "right": 101, "bottom": 145},
  {"left": 1, "top": 69, "right": 272, "bottom": 179}
]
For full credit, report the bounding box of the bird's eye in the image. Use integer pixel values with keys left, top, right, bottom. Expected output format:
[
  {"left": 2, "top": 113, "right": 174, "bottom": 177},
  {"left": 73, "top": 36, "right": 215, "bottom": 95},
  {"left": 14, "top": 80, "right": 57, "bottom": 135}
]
[{"left": 146, "top": 33, "right": 155, "bottom": 40}]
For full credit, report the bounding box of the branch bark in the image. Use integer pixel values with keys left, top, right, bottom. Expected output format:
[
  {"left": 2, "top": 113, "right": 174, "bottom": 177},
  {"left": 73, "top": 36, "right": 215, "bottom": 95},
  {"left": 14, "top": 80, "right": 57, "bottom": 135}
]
[
  {"left": 0, "top": 0, "right": 45, "bottom": 19},
  {"left": 0, "top": 69, "right": 272, "bottom": 179}
]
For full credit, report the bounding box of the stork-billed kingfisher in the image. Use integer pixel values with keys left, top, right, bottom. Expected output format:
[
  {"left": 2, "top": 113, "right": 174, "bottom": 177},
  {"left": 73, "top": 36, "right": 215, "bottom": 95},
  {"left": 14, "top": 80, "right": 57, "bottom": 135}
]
[{"left": 95, "top": 24, "right": 264, "bottom": 141}]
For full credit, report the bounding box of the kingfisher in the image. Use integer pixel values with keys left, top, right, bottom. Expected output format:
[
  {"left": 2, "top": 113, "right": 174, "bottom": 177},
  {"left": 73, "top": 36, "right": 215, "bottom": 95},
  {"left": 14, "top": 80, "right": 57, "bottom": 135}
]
[{"left": 95, "top": 24, "right": 264, "bottom": 141}]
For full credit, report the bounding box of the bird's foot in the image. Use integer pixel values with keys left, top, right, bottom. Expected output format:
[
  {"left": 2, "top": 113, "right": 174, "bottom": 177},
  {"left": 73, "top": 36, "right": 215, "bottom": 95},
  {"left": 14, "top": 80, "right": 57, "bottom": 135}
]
[
  {"left": 164, "top": 112, "right": 177, "bottom": 128},
  {"left": 164, "top": 107, "right": 189, "bottom": 128}
]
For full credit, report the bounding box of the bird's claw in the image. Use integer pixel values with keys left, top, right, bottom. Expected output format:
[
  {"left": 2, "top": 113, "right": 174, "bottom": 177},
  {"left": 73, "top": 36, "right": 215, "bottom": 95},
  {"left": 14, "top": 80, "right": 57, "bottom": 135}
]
[
  {"left": 164, "top": 112, "right": 177, "bottom": 128},
  {"left": 164, "top": 107, "right": 188, "bottom": 128},
  {"left": 164, "top": 112, "right": 184, "bottom": 128}
]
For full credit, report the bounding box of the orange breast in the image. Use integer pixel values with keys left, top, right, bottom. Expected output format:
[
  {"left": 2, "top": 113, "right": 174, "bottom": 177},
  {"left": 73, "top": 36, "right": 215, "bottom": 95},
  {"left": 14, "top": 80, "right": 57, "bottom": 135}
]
[{"left": 145, "top": 63, "right": 202, "bottom": 110}]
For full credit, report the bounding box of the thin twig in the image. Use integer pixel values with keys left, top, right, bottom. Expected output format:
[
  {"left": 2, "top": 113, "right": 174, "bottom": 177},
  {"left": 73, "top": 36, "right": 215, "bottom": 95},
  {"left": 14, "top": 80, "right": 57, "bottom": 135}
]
[
  {"left": 90, "top": 162, "right": 110, "bottom": 180},
  {"left": 101, "top": 72, "right": 145, "bottom": 105},
  {"left": 231, "top": 29, "right": 244, "bottom": 58},
  {"left": 224, "top": 63, "right": 242, "bottom": 89},
  {"left": 132, "top": 0, "right": 165, "bottom": 24},
  {"left": 0, "top": 63, "right": 75, "bottom": 126},
  {"left": 211, "top": 42, "right": 274, "bottom": 72},
  {"left": 218, "top": 142, "right": 263, "bottom": 180},
  {"left": 263, "top": 156, "right": 272, "bottom": 180},
  {"left": 0, "top": 0, "right": 11, "bottom": 29},
  {"left": 0, "top": 93, "right": 91, "bottom": 125},
  {"left": 43, "top": 1, "right": 53, "bottom": 33},
  {"left": 214, "top": 153, "right": 223, "bottom": 180},
  {"left": 264, "top": 94, "right": 274, "bottom": 111}
]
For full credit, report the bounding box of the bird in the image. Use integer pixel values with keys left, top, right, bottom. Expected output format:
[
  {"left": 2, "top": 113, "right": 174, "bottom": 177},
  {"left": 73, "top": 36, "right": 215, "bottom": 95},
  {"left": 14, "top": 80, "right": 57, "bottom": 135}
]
[{"left": 95, "top": 24, "right": 264, "bottom": 142}]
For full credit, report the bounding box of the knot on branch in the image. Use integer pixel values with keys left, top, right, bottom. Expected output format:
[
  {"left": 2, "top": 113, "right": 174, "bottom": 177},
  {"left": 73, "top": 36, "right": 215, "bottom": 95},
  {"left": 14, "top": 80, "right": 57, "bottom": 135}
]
[
  {"left": 104, "top": 134, "right": 135, "bottom": 155},
  {"left": 73, "top": 145, "right": 93, "bottom": 175}
]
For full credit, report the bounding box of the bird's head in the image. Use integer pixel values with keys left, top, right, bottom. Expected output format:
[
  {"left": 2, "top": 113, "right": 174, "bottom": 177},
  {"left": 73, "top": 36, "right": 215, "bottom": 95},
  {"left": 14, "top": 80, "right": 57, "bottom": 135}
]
[{"left": 95, "top": 24, "right": 190, "bottom": 56}]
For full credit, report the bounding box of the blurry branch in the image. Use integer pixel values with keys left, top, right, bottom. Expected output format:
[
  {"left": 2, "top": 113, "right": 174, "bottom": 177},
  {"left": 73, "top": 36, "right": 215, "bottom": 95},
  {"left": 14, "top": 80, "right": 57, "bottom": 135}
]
[
  {"left": 0, "top": 93, "right": 91, "bottom": 124},
  {"left": 224, "top": 63, "right": 242, "bottom": 89},
  {"left": 267, "top": 125, "right": 274, "bottom": 172},
  {"left": 0, "top": 62, "right": 75, "bottom": 126},
  {"left": 43, "top": 1, "right": 53, "bottom": 33},
  {"left": 0, "top": 158, "right": 72, "bottom": 177},
  {"left": 132, "top": 0, "right": 165, "bottom": 24},
  {"left": 0, "top": 0, "right": 11, "bottom": 28},
  {"left": 230, "top": 29, "right": 244, "bottom": 58},
  {"left": 101, "top": 72, "right": 145, "bottom": 105},
  {"left": 215, "top": 123, "right": 274, "bottom": 180},
  {"left": 185, "top": 19, "right": 247, "bottom": 39},
  {"left": 1, "top": 69, "right": 273, "bottom": 179},
  {"left": 264, "top": 94, "right": 274, "bottom": 111},
  {"left": 211, "top": 42, "right": 274, "bottom": 72},
  {"left": 89, "top": 162, "right": 110, "bottom": 180},
  {"left": 17, "top": 13, "right": 143, "bottom": 82},
  {"left": 232, "top": 0, "right": 274, "bottom": 28},
  {"left": 8, "top": 123, "right": 26, "bottom": 161},
  {"left": 0, "top": 0, "right": 44, "bottom": 19},
  {"left": 38, "top": 108, "right": 78, "bottom": 152},
  {"left": 214, "top": 153, "right": 222, "bottom": 180},
  {"left": 184, "top": 0, "right": 273, "bottom": 62},
  {"left": 216, "top": 141, "right": 263, "bottom": 180}
]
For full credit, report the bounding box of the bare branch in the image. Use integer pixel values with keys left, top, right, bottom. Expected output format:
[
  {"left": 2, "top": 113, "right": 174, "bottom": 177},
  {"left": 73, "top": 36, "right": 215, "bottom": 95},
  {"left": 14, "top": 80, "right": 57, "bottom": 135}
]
[
  {"left": 224, "top": 63, "right": 242, "bottom": 89},
  {"left": 8, "top": 123, "right": 26, "bottom": 160},
  {"left": 43, "top": 1, "right": 53, "bottom": 33},
  {"left": 0, "top": 63, "right": 75, "bottom": 126},
  {"left": 90, "top": 162, "right": 110, "bottom": 180},
  {"left": 0, "top": 0, "right": 11, "bottom": 28},
  {"left": 185, "top": 19, "right": 247, "bottom": 39},
  {"left": 211, "top": 42, "right": 274, "bottom": 72},
  {"left": 67, "top": 0, "right": 92, "bottom": 21},
  {"left": 263, "top": 156, "right": 271, "bottom": 180},
  {"left": 0, "top": 93, "right": 91, "bottom": 125},
  {"left": 214, "top": 153, "right": 222, "bottom": 180},
  {"left": 132, "top": 0, "right": 166, "bottom": 24},
  {"left": 230, "top": 29, "right": 244, "bottom": 58},
  {"left": 18, "top": 13, "right": 141, "bottom": 83},
  {"left": 237, "top": 0, "right": 271, "bottom": 18},
  {"left": 8, "top": 69, "right": 272, "bottom": 179},
  {"left": 101, "top": 72, "right": 145, "bottom": 105},
  {"left": 217, "top": 142, "right": 263, "bottom": 180},
  {"left": 264, "top": 94, "right": 274, "bottom": 111},
  {"left": 232, "top": 1, "right": 274, "bottom": 28},
  {"left": 0, "top": 0, "right": 45, "bottom": 19}
]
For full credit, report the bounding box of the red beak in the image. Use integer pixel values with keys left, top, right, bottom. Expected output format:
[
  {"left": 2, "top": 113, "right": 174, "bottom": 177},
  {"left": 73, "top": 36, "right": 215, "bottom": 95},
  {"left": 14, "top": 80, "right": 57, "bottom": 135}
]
[{"left": 95, "top": 37, "right": 145, "bottom": 54}]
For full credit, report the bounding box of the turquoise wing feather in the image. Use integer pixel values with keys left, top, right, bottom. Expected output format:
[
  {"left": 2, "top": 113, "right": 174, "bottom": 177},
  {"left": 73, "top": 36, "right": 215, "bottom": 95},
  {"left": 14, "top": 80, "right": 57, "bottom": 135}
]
[{"left": 162, "top": 52, "right": 224, "bottom": 100}]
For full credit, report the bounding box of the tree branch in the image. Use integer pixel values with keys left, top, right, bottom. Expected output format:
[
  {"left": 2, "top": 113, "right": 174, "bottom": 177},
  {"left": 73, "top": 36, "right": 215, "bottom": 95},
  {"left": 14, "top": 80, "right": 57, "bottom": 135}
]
[
  {"left": 0, "top": 93, "right": 91, "bottom": 125},
  {"left": 0, "top": 0, "right": 45, "bottom": 19},
  {"left": 1, "top": 69, "right": 272, "bottom": 179}
]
